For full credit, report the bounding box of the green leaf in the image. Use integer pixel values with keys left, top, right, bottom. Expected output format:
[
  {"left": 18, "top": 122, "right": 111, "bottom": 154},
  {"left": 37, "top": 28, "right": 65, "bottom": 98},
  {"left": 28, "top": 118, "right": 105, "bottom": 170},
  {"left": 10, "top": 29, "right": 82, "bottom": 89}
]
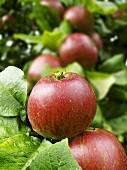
[
  {"left": 85, "top": 0, "right": 118, "bottom": 15},
  {"left": 112, "top": 69, "right": 127, "bottom": 86},
  {"left": 18, "top": 0, "right": 39, "bottom": 3},
  {"left": 113, "top": 20, "right": 127, "bottom": 30},
  {"left": 22, "top": 139, "right": 81, "bottom": 170},
  {"left": 95, "top": 18, "right": 112, "bottom": 35},
  {"left": 42, "top": 31, "right": 62, "bottom": 51},
  {"left": 0, "top": 133, "right": 41, "bottom": 170},
  {"left": 101, "top": 100, "right": 127, "bottom": 120},
  {"left": 21, "top": 139, "right": 52, "bottom": 170},
  {"left": 41, "top": 64, "right": 60, "bottom": 78},
  {"left": 99, "top": 54, "right": 126, "bottom": 73},
  {"left": 0, "top": 116, "right": 30, "bottom": 142},
  {"left": 115, "top": 0, "right": 127, "bottom": 9},
  {"left": 0, "top": 0, "right": 5, "bottom": 5},
  {"left": 41, "top": 62, "right": 85, "bottom": 78},
  {"left": 13, "top": 34, "right": 42, "bottom": 44},
  {"left": 108, "top": 86, "right": 127, "bottom": 101},
  {"left": 107, "top": 114, "right": 127, "bottom": 135},
  {"left": 60, "top": 0, "right": 83, "bottom": 8},
  {"left": 102, "top": 120, "right": 114, "bottom": 133},
  {"left": 91, "top": 104, "right": 104, "bottom": 127},
  {"left": 86, "top": 71, "right": 115, "bottom": 100},
  {"left": 54, "top": 19, "right": 72, "bottom": 35},
  {"left": 60, "top": 0, "right": 118, "bottom": 14},
  {"left": 0, "top": 66, "right": 27, "bottom": 117},
  {"left": 42, "top": 20, "right": 71, "bottom": 51},
  {"left": 32, "top": 4, "right": 61, "bottom": 31},
  {"left": 100, "top": 100, "right": 127, "bottom": 134},
  {"left": 65, "top": 62, "right": 85, "bottom": 77}
]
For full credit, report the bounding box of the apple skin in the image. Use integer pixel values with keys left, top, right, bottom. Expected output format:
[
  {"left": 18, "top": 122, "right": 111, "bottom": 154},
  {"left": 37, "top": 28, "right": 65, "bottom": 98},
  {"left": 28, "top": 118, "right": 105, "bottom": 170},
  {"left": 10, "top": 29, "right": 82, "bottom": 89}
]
[
  {"left": 27, "top": 72, "right": 96, "bottom": 140},
  {"left": 69, "top": 128, "right": 127, "bottom": 170},
  {"left": 27, "top": 54, "right": 64, "bottom": 86},
  {"left": 111, "top": 9, "right": 126, "bottom": 19},
  {"left": 90, "top": 32, "right": 103, "bottom": 50},
  {"left": 63, "top": 6, "right": 94, "bottom": 35},
  {"left": 0, "top": 14, "right": 12, "bottom": 29},
  {"left": 59, "top": 33, "right": 98, "bottom": 69},
  {"left": 40, "top": 0, "right": 65, "bottom": 17}
]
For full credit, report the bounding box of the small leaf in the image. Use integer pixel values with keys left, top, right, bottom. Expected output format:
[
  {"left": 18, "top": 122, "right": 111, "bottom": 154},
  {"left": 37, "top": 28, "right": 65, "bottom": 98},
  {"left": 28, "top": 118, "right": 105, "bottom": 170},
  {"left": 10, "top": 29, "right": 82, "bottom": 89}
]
[
  {"left": 41, "top": 64, "right": 61, "bottom": 78},
  {"left": 112, "top": 69, "right": 127, "bottom": 86},
  {"left": 95, "top": 18, "right": 112, "bottom": 34},
  {"left": 91, "top": 104, "right": 104, "bottom": 127},
  {"left": 113, "top": 20, "right": 127, "bottom": 30},
  {"left": 65, "top": 62, "right": 85, "bottom": 77},
  {"left": 60, "top": 0, "right": 82, "bottom": 8},
  {"left": 32, "top": 4, "right": 61, "bottom": 31},
  {"left": 41, "top": 62, "right": 85, "bottom": 78},
  {"left": 13, "top": 34, "right": 42, "bottom": 44},
  {"left": 100, "top": 100, "right": 127, "bottom": 120},
  {"left": 108, "top": 86, "right": 127, "bottom": 101},
  {"left": 108, "top": 114, "right": 127, "bottom": 135},
  {"left": 42, "top": 20, "right": 71, "bottom": 51},
  {"left": 42, "top": 31, "right": 62, "bottom": 51},
  {"left": 86, "top": 71, "right": 115, "bottom": 100},
  {"left": 99, "top": 54, "right": 126, "bottom": 73}
]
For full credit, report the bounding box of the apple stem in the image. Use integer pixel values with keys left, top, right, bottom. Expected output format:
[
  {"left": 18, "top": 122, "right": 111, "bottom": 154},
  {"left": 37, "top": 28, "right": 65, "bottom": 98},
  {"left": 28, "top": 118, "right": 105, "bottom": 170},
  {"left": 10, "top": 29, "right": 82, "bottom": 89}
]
[{"left": 54, "top": 71, "right": 66, "bottom": 80}]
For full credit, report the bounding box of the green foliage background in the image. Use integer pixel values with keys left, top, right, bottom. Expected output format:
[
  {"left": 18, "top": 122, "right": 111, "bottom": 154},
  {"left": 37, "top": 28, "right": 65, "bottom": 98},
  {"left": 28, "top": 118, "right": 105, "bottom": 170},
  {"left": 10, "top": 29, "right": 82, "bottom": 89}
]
[{"left": 0, "top": 0, "right": 127, "bottom": 169}]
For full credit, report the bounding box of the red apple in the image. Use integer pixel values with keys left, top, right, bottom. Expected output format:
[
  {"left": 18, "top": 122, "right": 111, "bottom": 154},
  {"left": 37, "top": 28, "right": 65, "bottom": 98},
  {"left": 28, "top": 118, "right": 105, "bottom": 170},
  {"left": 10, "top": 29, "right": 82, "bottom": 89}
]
[
  {"left": 27, "top": 54, "right": 64, "bottom": 86},
  {"left": 0, "top": 14, "right": 12, "bottom": 29},
  {"left": 111, "top": 9, "right": 126, "bottom": 19},
  {"left": 69, "top": 128, "right": 127, "bottom": 170},
  {"left": 59, "top": 33, "right": 98, "bottom": 69},
  {"left": 90, "top": 32, "right": 103, "bottom": 50},
  {"left": 63, "top": 6, "right": 94, "bottom": 35},
  {"left": 40, "top": 0, "right": 65, "bottom": 17},
  {"left": 27, "top": 72, "right": 96, "bottom": 140}
]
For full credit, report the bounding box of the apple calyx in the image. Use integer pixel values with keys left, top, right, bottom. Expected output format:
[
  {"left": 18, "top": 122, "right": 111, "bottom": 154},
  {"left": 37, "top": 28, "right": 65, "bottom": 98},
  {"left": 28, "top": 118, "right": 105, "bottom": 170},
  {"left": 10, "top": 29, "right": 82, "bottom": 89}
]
[{"left": 54, "top": 71, "right": 66, "bottom": 80}]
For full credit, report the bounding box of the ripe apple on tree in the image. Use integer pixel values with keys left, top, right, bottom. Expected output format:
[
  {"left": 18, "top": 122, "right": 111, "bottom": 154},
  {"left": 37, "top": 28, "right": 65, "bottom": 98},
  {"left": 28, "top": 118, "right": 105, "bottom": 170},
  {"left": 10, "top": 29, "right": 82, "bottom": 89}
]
[
  {"left": 27, "top": 72, "right": 96, "bottom": 140},
  {"left": 90, "top": 32, "right": 103, "bottom": 50},
  {"left": 27, "top": 54, "right": 64, "bottom": 87},
  {"left": 59, "top": 33, "right": 98, "bottom": 69},
  {"left": 40, "top": 0, "right": 65, "bottom": 17},
  {"left": 111, "top": 9, "right": 126, "bottom": 19},
  {"left": 0, "top": 14, "right": 12, "bottom": 30},
  {"left": 63, "top": 5, "right": 94, "bottom": 35},
  {"left": 69, "top": 128, "right": 127, "bottom": 170}
]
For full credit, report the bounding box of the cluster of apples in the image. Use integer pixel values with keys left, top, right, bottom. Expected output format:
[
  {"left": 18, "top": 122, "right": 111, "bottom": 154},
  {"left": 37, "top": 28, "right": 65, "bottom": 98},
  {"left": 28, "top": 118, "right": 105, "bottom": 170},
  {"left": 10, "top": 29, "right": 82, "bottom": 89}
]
[
  {"left": 27, "top": 0, "right": 127, "bottom": 169},
  {"left": 27, "top": 0, "right": 103, "bottom": 87}
]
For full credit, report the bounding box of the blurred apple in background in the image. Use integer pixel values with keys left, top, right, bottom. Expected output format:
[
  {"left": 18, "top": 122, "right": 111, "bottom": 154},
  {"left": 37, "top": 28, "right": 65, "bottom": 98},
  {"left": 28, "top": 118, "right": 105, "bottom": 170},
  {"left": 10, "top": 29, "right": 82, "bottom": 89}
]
[
  {"left": 90, "top": 32, "right": 103, "bottom": 50},
  {"left": 27, "top": 54, "right": 64, "bottom": 87},
  {"left": 111, "top": 9, "right": 126, "bottom": 19},
  {"left": 59, "top": 33, "right": 98, "bottom": 69},
  {"left": 0, "top": 14, "right": 12, "bottom": 29},
  {"left": 40, "top": 0, "right": 65, "bottom": 17},
  {"left": 63, "top": 5, "right": 94, "bottom": 35}
]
